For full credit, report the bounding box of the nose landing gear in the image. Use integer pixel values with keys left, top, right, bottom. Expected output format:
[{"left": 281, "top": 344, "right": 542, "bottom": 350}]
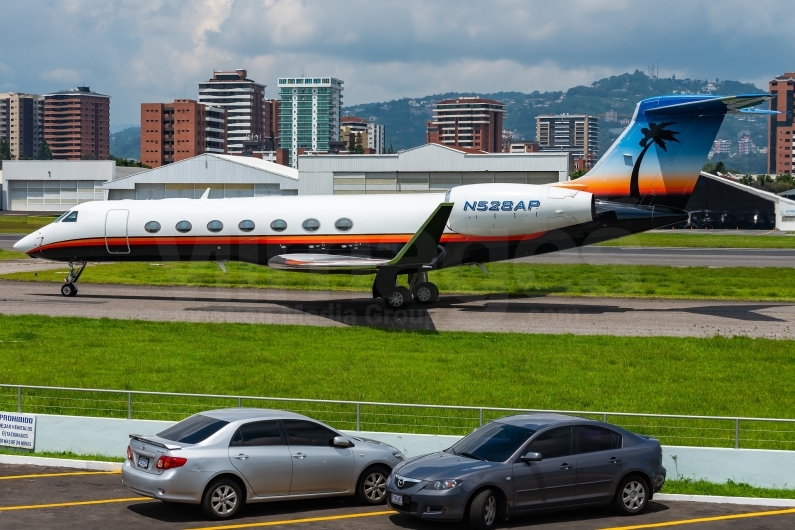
[{"left": 61, "top": 261, "right": 86, "bottom": 297}]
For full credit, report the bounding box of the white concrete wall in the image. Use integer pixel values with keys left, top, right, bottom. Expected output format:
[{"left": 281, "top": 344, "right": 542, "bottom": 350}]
[{"left": 20, "top": 414, "right": 795, "bottom": 488}]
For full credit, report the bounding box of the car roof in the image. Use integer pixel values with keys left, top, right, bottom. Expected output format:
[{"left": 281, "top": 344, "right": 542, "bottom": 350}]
[
  {"left": 495, "top": 413, "right": 595, "bottom": 430},
  {"left": 199, "top": 408, "right": 311, "bottom": 422}
]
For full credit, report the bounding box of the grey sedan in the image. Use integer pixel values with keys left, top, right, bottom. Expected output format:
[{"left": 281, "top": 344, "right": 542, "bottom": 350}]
[
  {"left": 121, "top": 409, "right": 404, "bottom": 520},
  {"left": 386, "top": 414, "right": 665, "bottom": 529}
]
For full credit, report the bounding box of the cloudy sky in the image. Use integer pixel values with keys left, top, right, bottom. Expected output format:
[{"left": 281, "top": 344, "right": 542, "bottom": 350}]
[{"left": 0, "top": 0, "right": 791, "bottom": 127}]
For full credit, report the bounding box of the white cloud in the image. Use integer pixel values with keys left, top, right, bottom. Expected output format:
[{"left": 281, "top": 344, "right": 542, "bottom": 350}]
[{"left": 39, "top": 68, "right": 82, "bottom": 84}]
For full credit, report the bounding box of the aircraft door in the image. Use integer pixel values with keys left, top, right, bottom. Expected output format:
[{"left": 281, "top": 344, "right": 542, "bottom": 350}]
[{"left": 105, "top": 209, "right": 130, "bottom": 254}]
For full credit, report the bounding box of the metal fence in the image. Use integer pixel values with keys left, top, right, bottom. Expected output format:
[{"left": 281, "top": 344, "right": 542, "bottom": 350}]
[{"left": 1, "top": 384, "right": 794, "bottom": 451}]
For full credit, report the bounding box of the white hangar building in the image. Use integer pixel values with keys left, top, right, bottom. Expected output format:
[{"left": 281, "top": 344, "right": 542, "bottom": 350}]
[
  {"left": 103, "top": 154, "right": 299, "bottom": 200},
  {"left": 297, "top": 143, "right": 570, "bottom": 195}
]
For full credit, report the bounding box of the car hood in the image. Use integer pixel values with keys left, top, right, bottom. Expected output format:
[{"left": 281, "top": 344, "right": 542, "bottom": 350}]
[{"left": 395, "top": 451, "right": 501, "bottom": 481}]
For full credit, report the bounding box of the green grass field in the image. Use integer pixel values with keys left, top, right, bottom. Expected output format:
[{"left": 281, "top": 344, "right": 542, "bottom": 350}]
[
  {"left": 0, "top": 249, "right": 27, "bottom": 260},
  {"left": 661, "top": 479, "right": 795, "bottom": 498},
  {"left": 4, "top": 261, "right": 795, "bottom": 302},
  {"left": 1, "top": 315, "right": 794, "bottom": 449},
  {"left": 598, "top": 232, "right": 795, "bottom": 249},
  {"left": 0, "top": 215, "right": 56, "bottom": 234}
]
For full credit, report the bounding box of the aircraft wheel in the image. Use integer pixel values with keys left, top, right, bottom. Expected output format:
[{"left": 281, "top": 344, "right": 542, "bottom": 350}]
[
  {"left": 61, "top": 283, "right": 78, "bottom": 297},
  {"left": 412, "top": 282, "right": 439, "bottom": 304},
  {"left": 385, "top": 287, "right": 412, "bottom": 309}
]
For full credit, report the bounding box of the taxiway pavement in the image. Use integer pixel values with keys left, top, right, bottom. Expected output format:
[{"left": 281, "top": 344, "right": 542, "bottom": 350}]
[
  {"left": 1, "top": 463, "right": 794, "bottom": 530},
  {"left": 1, "top": 281, "right": 793, "bottom": 338}
]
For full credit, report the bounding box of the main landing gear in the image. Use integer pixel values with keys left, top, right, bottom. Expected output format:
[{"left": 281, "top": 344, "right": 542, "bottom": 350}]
[
  {"left": 61, "top": 261, "right": 86, "bottom": 297},
  {"left": 374, "top": 269, "right": 440, "bottom": 309}
]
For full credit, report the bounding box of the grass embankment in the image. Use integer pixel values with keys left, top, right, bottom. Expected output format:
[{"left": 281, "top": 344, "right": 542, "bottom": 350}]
[
  {"left": 1, "top": 315, "right": 794, "bottom": 449},
  {"left": 4, "top": 261, "right": 795, "bottom": 302},
  {"left": 597, "top": 232, "right": 795, "bottom": 249},
  {"left": 0, "top": 448, "right": 124, "bottom": 463},
  {"left": 0, "top": 249, "right": 27, "bottom": 260},
  {"left": 662, "top": 479, "right": 795, "bottom": 499},
  {"left": 0, "top": 215, "right": 55, "bottom": 234}
]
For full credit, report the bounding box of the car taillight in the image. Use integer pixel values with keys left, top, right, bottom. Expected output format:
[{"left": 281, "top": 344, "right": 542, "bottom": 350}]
[
  {"left": 126, "top": 445, "right": 133, "bottom": 461},
  {"left": 156, "top": 455, "right": 187, "bottom": 470}
]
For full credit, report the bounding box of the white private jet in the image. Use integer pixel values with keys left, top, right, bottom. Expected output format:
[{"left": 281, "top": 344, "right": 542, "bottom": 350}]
[{"left": 14, "top": 93, "right": 774, "bottom": 308}]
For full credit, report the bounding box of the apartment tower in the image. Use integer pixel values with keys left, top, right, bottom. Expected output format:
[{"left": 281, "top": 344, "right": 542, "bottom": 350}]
[
  {"left": 198, "top": 70, "right": 265, "bottom": 155},
  {"left": 536, "top": 114, "right": 599, "bottom": 168},
  {"left": 140, "top": 99, "right": 227, "bottom": 168},
  {"left": 340, "top": 116, "right": 385, "bottom": 154},
  {"left": 0, "top": 93, "right": 44, "bottom": 159},
  {"left": 768, "top": 73, "right": 795, "bottom": 175},
  {"left": 43, "top": 86, "right": 110, "bottom": 160},
  {"left": 278, "top": 77, "right": 344, "bottom": 167},
  {"left": 426, "top": 97, "right": 505, "bottom": 152}
]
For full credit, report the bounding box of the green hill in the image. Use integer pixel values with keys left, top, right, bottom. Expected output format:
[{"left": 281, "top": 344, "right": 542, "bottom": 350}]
[
  {"left": 344, "top": 70, "right": 767, "bottom": 171},
  {"left": 110, "top": 126, "right": 141, "bottom": 160}
]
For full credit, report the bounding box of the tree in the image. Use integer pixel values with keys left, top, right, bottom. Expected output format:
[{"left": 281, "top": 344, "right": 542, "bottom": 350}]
[
  {"left": 36, "top": 140, "right": 53, "bottom": 160},
  {"left": 739, "top": 174, "right": 756, "bottom": 186},
  {"left": 715, "top": 161, "right": 726, "bottom": 174},
  {"left": 80, "top": 151, "right": 96, "bottom": 160},
  {"left": 387, "top": 143, "right": 394, "bottom": 154},
  {"left": 0, "top": 138, "right": 12, "bottom": 165},
  {"left": 630, "top": 122, "right": 680, "bottom": 200},
  {"left": 702, "top": 162, "right": 716, "bottom": 174},
  {"left": 350, "top": 133, "right": 364, "bottom": 154},
  {"left": 109, "top": 154, "right": 150, "bottom": 169},
  {"left": 570, "top": 169, "right": 588, "bottom": 180}
]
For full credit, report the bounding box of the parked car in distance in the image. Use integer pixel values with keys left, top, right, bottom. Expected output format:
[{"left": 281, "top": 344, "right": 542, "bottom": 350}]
[
  {"left": 386, "top": 414, "right": 665, "bottom": 529},
  {"left": 121, "top": 409, "right": 404, "bottom": 520}
]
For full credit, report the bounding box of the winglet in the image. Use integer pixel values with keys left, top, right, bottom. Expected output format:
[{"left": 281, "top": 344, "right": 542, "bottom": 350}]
[
  {"left": 200, "top": 188, "right": 211, "bottom": 199},
  {"left": 388, "top": 202, "right": 453, "bottom": 267}
]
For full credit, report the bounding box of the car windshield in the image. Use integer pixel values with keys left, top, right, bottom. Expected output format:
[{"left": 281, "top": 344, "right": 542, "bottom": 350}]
[
  {"left": 157, "top": 414, "right": 230, "bottom": 444},
  {"left": 449, "top": 422, "right": 535, "bottom": 462}
]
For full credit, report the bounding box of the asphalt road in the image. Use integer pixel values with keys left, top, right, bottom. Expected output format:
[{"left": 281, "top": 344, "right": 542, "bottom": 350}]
[
  {"left": 2, "top": 281, "right": 794, "bottom": 338},
  {"left": 1, "top": 464, "right": 793, "bottom": 530}
]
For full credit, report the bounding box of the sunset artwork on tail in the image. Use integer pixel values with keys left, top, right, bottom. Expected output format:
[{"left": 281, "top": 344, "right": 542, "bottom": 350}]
[{"left": 15, "top": 94, "right": 775, "bottom": 308}]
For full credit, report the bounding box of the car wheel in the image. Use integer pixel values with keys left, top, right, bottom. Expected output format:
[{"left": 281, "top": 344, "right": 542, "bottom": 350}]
[
  {"left": 614, "top": 475, "right": 649, "bottom": 515},
  {"left": 356, "top": 465, "right": 389, "bottom": 505},
  {"left": 202, "top": 478, "right": 244, "bottom": 520},
  {"left": 469, "top": 489, "right": 498, "bottom": 529}
]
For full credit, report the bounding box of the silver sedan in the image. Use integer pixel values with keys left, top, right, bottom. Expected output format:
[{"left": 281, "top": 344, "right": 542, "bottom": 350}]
[{"left": 121, "top": 408, "right": 405, "bottom": 520}]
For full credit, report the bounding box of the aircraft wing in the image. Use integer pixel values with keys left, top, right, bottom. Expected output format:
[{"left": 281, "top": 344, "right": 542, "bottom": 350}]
[{"left": 268, "top": 253, "right": 391, "bottom": 273}]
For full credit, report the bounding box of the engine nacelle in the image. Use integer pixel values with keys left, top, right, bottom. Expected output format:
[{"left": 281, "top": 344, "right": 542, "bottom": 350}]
[{"left": 446, "top": 184, "right": 594, "bottom": 236}]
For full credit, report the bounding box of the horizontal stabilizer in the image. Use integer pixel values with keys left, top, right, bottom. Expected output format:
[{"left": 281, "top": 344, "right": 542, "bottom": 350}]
[{"left": 649, "top": 94, "right": 772, "bottom": 116}]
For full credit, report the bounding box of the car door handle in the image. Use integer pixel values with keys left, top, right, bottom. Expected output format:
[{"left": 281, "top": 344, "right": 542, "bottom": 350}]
[
  {"left": 234, "top": 454, "right": 249, "bottom": 460},
  {"left": 609, "top": 457, "right": 622, "bottom": 464},
  {"left": 559, "top": 463, "right": 573, "bottom": 470},
  {"left": 292, "top": 453, "right": 306, "bottom": 459}
]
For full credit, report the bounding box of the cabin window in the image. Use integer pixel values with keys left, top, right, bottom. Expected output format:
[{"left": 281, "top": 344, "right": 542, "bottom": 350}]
[
  {"left": 334, "top": 218, "right": 353, "bottom": 231},
  {"left": 175, "top": 221, "right": 192, "bottom": 233},
  {"left": 62, "top": 211, "right": 78, "bottom": 223},
  {"left": 270, "top": 219, "right": 287, "bottom": 232},
  {"left": 207, "top": 220, "right": 224, "bottom": 233},
  {"left": 302, "top": 218, "right": 320, "bottom": 232},
  {"left": 144, "top": 221, "right": 161, "bottom": 233},
  {"left": 238, "top": 220, "right": 255, "bottom": 232}
]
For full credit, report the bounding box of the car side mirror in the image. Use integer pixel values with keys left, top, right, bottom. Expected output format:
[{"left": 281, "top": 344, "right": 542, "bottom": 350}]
[
  {"left": 333, "top": 436, "right": 351, "bottom": 448},
  {"left": 521, "top": 451, "right": 542, "bottom": 462}
]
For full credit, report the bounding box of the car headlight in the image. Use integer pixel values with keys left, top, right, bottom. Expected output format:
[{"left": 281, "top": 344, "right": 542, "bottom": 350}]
[
  {"left": 392, "top": 451, "right": 405, "bottom": 461},
  {"left": 424, "top": 479, "right": 462, "bottom": 490}
]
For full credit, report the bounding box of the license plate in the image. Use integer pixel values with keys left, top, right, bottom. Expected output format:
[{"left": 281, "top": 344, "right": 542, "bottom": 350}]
[
  {"left": 390, "top": 493, "right": 403, "bottom": 506},
  {"left": 137, "top": 456, "right": 149, "bottom": 469}
]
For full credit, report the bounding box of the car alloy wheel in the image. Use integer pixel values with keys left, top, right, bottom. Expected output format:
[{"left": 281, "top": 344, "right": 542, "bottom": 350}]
[
  {"left": 469, "top": 489, "right": 498, "bottom": 529},
  {"left": 363, "top": 471, "right": 387, "bottom": 502},
  {"left": 483, "top": 494, "right": 497, "bottom": 526},
  {"left": 622, "top": 480, "right": 646, "bottom": 511},
  {"left": 211, "top": 484, "right": 238, "bottom": 516}
]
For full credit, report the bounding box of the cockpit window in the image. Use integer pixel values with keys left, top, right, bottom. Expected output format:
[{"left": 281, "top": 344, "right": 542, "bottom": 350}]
[
  {"left": 62, "top": 211, "right": 78, "bottom": 223},
  {"left": 53, "top": 211, "right": 70, "bottom": 223}
]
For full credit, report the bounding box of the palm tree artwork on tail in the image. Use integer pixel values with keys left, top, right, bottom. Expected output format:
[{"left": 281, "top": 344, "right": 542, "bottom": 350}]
[{"left": 629, "top": 122, "right": 680, "bottom": 201}]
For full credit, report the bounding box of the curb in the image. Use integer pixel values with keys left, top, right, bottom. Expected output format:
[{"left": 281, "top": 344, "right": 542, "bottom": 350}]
[
  {"left": 0, "top": 454, "right": 122, "bottom": 471},
  {"left": 656, "top": 493, "right": 795, "bottom": 507}
]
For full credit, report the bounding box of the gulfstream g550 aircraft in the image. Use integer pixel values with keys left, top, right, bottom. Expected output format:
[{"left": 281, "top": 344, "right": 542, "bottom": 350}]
[{"left": 15, "top": 94, "right": 774, "bottom": 308}]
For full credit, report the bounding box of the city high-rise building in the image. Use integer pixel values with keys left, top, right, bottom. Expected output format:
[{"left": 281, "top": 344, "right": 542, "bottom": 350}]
[
  {"left": 339, "top": 116, "right": 386, "bottom": 154},
  {"left": 263, "top": 98, "right": 280, "bottom": 151},
  {"left": 43, "top": 86, "right": 110, "bottom": 160},
  {"left": 0, "top": 93, "right": 44, "bottom": 159},
  {"left": 768, "top": 73, "right": 795, "bottom": 175},
  {"left": 712, "top": 139, "right": 732, "bottom": 155},
  {"left": 278, "top": 77, "right": 344, "bottom": 168},
  {"left": 140, "top": 99, "right": 227, "bottom": 168},
  {"left": 536, "top": 114, "right": 599, "bottom": 168},
  {"left": 198, "top": 70, "right": 265, "bottom": 155},
  {"left": 426, "top": 97, "right": 505, "bottom": 152}
]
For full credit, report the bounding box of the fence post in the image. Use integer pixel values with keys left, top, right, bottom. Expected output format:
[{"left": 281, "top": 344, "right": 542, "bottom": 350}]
[
  {"left": 356, "top": 403, "right": 361, "bottom": 432},
  {"left": 603, "top": 413, "right": 608, "bottom": 423},
  {"left": 127, "top": 392, "right": 132, "bottom": 420},
  {"left": 17, "top": 386, "right": 22, "bottom": 413},
  {"left": 735, "top": 419, "right": 740, "bottom": 449},
  {"left": 237, "top": 397, "right": 242, "bottom": 408},
  {"left": 479, "top": 409, "right": 483, "bottom": 427}
]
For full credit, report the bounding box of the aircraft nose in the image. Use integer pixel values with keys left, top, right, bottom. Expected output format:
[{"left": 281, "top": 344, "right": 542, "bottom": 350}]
[{"left": 13, "top": 233, "right": 37, "bottom": 253}]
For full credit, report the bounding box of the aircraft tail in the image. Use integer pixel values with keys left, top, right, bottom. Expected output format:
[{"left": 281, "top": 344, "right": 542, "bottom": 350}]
[{"left": 556, "top": 94, "right": 774, "bottom": 209}]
